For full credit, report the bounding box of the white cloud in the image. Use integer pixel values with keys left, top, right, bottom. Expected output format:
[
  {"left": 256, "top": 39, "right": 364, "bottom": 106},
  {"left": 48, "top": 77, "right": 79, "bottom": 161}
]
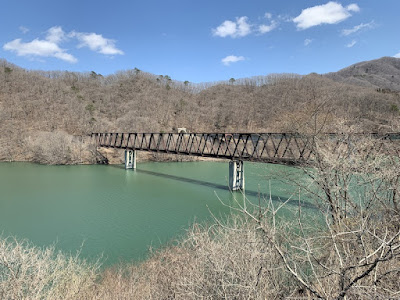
[
  {"left": 304, "top": 38, "right": 313, "bottom": 46},
  {"left": 53, "top": 52, "right": 77, "bottom": 62},
  {"left": 346, "top": 40, "right": 357, "bottom": 48},
  {"left": 4, "top": 26, "right": 125, "bottom": 63},
  {"left": 293, "top": 2, "right": 360, "bottom": 30},
  {"left": 259, "top": 20, "right": 278, "bottom": 34},
  {"left": 3, "top": 26, "right": 77, "bottom": 63},
  {"left": 394, "top": 52, "right": 400, "bottom": 58},
  {"left": 221, "top": 55, "right": 245, "bottom": 66},
  {"left": 342, "top": 21, "right": 375, "bottom": 36},
  {"left": 213, "top": 15, "right": 279, "bottom": 37},
  {"left": 278, "top": 14, "right": 293, "bottom": 22},
  {"left": 3, "top": 39, "right": 77, "bottom": 63},
  {"left": 213, "top": 20, "right": 236, "bottom": 37},
  {"left": 19, "top": 26, "right": 29, "bottom": 34},
  {"left": 213, "top": 17, "right": 251, "bottom": 38},
  {"left": 264, "top": 12, "right": 272, "bottom": 19},
  {"left": 236, "top": 17, "right": 251, "bottom": 37},
  {"left": 347, "top": 4, "right": 360, "bottom": 12},
  {"left": 71, "top": 31, "right": 124, "bottom": 55},
  {"left": 46, "top": 26, "right": 66, "bottom": 43}
]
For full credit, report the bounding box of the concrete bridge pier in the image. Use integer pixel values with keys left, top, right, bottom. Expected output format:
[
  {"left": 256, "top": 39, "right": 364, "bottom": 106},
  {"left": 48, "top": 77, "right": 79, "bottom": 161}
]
[
  {"left": 229, "top": 160, "right": 244, "bottom": 191},
  {"left": 124, "top": 149, "right": 136, "bottom": 169}
]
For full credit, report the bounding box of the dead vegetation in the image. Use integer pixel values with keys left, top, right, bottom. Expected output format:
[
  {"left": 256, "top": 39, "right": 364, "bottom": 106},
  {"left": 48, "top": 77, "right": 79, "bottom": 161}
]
[
  {"left": 1, "top": 58, "right": 400, "bottom": 298},
  {"left": 326, "top": 56, "right": 400, "bottom": 91},
  {"left": 1, "top": 58, "right": 400, "bottom": 164},
  {"left": 0, "top": 236, "right": 100, "bottom": 299},
  {"left": 1, "top": 134, "right": 399, "bottom": 299}
]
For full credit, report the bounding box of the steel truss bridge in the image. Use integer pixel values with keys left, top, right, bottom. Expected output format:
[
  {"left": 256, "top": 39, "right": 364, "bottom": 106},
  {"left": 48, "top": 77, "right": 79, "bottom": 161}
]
[
  {"left": 92, "top": 132, "right": 400, "bottom": 190},
  {"left": 91, "top": 132, "right": 400, "bottom": 164}
]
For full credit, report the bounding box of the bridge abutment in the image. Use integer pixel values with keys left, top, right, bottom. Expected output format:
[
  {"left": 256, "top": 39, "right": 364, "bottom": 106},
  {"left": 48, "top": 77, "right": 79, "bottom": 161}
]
[
  {"left": 124, "top": 150, "right": 136, "bottom": 169},
  {"left": 229, "top": 160, "right": 244, "bottom": 191}
]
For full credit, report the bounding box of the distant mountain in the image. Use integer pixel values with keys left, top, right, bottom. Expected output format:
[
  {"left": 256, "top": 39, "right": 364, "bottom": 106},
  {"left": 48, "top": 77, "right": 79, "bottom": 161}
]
[{"left": 325, "top": 57, "right": 400, "bottom": 91}]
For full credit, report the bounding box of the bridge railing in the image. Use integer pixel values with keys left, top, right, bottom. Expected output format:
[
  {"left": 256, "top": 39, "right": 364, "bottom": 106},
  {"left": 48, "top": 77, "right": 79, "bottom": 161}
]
[{"left": 91, "top": 132, "right": 400, "bottom": 165}]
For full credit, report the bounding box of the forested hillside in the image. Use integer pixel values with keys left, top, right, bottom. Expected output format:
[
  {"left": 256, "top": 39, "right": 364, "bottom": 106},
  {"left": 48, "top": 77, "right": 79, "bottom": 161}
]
[
  {"left": 1, "top": 57, "right": 400, "bottom": 163},
  {"left": 325, "top": 56, "right": 400, "bottom": 91}
]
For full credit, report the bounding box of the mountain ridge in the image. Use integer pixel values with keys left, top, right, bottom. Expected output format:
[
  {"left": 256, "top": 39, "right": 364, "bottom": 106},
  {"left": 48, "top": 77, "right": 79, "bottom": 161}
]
[
  {"left": 1, "top": 56, "right": 400, "bottom": 163},
  {"left": 324, "top": 56, "right": 400, "bottom": 91}
]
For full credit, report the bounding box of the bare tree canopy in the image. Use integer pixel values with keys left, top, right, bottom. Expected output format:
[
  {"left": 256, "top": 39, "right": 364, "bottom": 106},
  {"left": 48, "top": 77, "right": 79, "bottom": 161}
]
[{"left": 1, "top": 58, "right": 400, "bottom": 163}]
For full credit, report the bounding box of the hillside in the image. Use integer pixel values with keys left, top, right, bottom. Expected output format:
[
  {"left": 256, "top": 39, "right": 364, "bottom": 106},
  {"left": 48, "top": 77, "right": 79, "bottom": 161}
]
[
  {"left": 325, "top": 56, "right": 400, "bottom": 91},
  {"left": 1, "top": 57, "right": 400, "bottom": 164}
]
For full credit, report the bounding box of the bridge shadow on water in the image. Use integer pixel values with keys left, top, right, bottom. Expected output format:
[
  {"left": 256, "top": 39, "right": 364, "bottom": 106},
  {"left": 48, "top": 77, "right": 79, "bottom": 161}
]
[{"left": 111, "top": 165, "right": 316, "bottom": 210}]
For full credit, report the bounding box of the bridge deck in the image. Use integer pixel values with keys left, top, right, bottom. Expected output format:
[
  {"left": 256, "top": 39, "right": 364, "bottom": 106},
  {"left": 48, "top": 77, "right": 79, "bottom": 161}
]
[{"left": 92, "top": 132, "right": 400, "bottom": 165}]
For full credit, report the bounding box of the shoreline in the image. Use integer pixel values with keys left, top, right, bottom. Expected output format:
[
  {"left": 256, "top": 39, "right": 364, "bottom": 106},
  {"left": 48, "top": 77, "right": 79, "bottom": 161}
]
[{"left": 0, "top": 154, "right": 228, "bottom": 166}]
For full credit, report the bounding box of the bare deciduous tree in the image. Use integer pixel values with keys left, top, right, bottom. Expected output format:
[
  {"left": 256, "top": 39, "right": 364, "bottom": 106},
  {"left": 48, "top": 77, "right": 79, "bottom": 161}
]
[{"left": 220, "top": 133, "right": 400, "bottom": 299}]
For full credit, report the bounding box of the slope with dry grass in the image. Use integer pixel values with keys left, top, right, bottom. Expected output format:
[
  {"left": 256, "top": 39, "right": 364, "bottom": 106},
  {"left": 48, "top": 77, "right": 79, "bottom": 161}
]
[
  {"left": 325, "top": 56, "right": 400, "bottom": 91},
  {"left": 1, "top": 133, "right": 400, "bottom": 299},
  {"left": 1, "top": 58, "right": 400, "bottom": 164}
]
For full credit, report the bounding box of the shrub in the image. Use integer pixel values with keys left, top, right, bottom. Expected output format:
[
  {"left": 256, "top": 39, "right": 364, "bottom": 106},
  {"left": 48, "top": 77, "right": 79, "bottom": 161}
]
[{"left": 0, "top": 236, "right": 100, "bottom": 300}]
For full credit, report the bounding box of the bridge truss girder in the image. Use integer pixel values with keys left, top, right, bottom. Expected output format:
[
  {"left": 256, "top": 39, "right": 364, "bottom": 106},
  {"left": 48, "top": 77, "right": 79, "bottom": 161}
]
[{"left": 91, "top": 132, "right": 400, "bottom": 165}]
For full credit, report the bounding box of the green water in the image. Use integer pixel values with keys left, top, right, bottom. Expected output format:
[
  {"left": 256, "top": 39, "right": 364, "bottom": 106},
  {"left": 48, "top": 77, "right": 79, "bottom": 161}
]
[{"left": 0, "top": 161, "right": 304, "bottom": 265}]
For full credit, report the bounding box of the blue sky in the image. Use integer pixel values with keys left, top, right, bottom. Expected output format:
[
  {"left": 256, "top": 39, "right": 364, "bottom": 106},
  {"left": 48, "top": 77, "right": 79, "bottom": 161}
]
[{"left": 1, "top": 0, "right": 399, "bottom": 82}]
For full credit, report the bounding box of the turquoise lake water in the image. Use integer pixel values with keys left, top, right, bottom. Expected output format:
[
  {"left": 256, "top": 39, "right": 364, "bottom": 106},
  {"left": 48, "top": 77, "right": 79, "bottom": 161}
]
[{"left": 0, "top": 161, "right": 305, "bottom": 265}]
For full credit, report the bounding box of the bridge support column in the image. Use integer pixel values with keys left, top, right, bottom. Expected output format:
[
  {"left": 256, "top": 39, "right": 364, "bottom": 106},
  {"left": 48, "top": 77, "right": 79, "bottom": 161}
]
[
  {"left": 229, "top": 160, "right": 244, "bottom": 191},
  {"left": 124, "top": 150, "right": 136, "bottom": 169}
]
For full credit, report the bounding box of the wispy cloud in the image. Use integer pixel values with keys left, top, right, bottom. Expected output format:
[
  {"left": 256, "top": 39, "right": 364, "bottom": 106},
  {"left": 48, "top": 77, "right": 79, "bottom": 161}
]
[
  {"left": 3, "top": 26, "right": 77, "bottom": 63},
  {"left": 3, "top": 26, "right": 124, "bottom": 63},
  {"left": 212, "top": 17, "right": 251, "bottom": 38},
  {"left": 264, "top": 12, "right": 272, "bottom": 19},
  {"left": 258, "top": 11, "right": 278, "bottom": 34},
  {"left": 277, "top": 14, "right": 293, "bottom": 23},
  {"left": 213, "top": 13, "right": 280, "bottom": 38},
  {"left": 304, "top": 39, "right": 313, "bottom": 46},
  {"left": 259, "top": 20, "right": 278, "bottom": 34},
  {"left": 221, "top": 55, "right": 245, "bottom": 66},
  {"left": 342, "top": 21, "right": 375, "bottom": 36},
  {"left": 346, "top": 40, "right": 357, "bottom": 48},
  {"left": 46, "top": 26, "right": 66, "bottom": 43},
  {"left": 19, "top": 26, "right": 29, "bottom": 34},
  {"left": 70, "top": 31, "right": 124, "bottom": 55},
  {"left": 293, "top": 2, "right": 360, "bottom": 30},
  {"left": 346, "top": 4, "right": 360, "bottom": 12},
  {"left": 3, "top": 39, "right": 77, "bottom": 63},
  {"left": 394, "top": 52, "right": 400, "bottom": 58}
]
